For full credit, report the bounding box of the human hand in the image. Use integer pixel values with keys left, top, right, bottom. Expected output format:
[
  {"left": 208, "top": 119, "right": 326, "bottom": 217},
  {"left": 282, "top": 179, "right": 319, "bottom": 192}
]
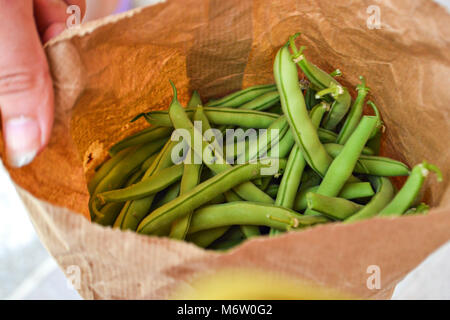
[{"left": 0, "top": 0, "right": 85, "bottom": 167}]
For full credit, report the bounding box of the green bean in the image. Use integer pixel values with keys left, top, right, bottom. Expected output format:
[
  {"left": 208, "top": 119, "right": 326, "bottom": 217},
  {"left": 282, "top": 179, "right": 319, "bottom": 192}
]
[
  {"left": 88, "top": 147, "right": 134, "bottom": 195},
  {"left": 119, "top": 139, "right": 177, "bottom": 231},
  {"left": 405, "top": 203, "right": 430, "bottom": 215},
  {"left": 294, "top": 182, "right": 375, "bottom": 211},
  {"left": 272, "top": 68, "right": 337, "bottom": 223},
  {"left": 329, "top": 69, "right": 342, "bottom": 78},
  {"left": 93, "top": 202, "right": 124, "bottom": 226},
  {"left": 89, "top": 140, "right": 166, "bottom": 219},
  {"left": 153, "top": 182, "right": 181, "bottom": 208},
  {"left": 167, "top": 82, "right": 274, "bottom": 204},
  {"left": 137, "top": 161, "right": 272, "bottom": 236},
  {"left": 317, "top": 128, "right": 337, "bottom": 143},
  {"left": 124, "top": 170, "right": 145, "bottom": 188},
  {"left": 260, "top": 176, "right": 272, "bottom": 191},
  {"left": 268, "top": 129, "right": 294, "bottom": 159},
  {"left": 208, "top": 226, "right": 245, "bottom": 251},
  {"left": 169, "top": 106, "right": 206, "bottom": 240},
  {"left": 186, "top": 227, "right": 230, "bottom": 248},
  {"left": 324, "top": 144, "right": 410, "bottom": 176},
  {"left": 265, "top": 184, "right": 279, "bottom": 198},
  {"left": 274, "top": 45, "right": 332, "bottom": 177},
  {"left": 288, "top": 34, "right": 337, "bottom": 91},
  {"left": 113, "top": 200, "right": 131, "bottom": 228},
  {"left": 379, "top": 161, "right": 442, "bottom": 217},
  {"left": 266, "top": 103, "right": 283, "bottom": 115},
  {"left": 270, "top": 146, "right": 306, "bottom": 236},
  {"left": 367, "top": 101, "right": 384, "bottom": 139},
  {"left": 108, "top": 127, "right": 171, "bottom": 156},
  {"left": 236, "top": 115, "right": 289, "bottom": 163},
  {"left": 309, "top": 102, "right": 330, "bottom": 127},
  {"left": 97, "top": 164, "right": 184, "bottom": 203},
  {"left": 208, "top": 194, "right": 227, "bottom": 205},
  {"left": 345, "top": 176, "right": 395, "bottom": 223},
  {"left": 298, "top": 169, "right": 322, "bottom": 192},
  {"left": 366, "top": 130, "right": 382, "bottom": 156},
  {"left": 239, "top": 91, "right": 280, "bottom": 111},
  {"left": 222, "top": 190, "right": 261, "bottom": 238},
  {"left": 336, "top": 77, "right": 370, "bottom": 144},
  {"left": 316, "top": 82, "right": 352, "bottom": 131},
  {"left": 144, "top": 107, "right": 279, "bottom": 129},
  {"left": 187, "top": 90, "right": 202, "bottom": 107},
  {"left": 270, "top": 129, "right": 333, "bottom": 160},
  {"left": 305, "top": 87, "right": 319, "bottom": 110},
  {"left": 306, "top": 193, "right": 363, "bottom": 220},
  {"left": 187, "top": 202, "right": 328, "bottom": 234},
  {"left": 206, "top": 84, "right": 276, "bottom": 107},
  {"left": 141, "top": 153, "right": 158, "bottom": 173},
  {"left": 323, "top": 143, "right": 374, "bottom": 156},
  {"left": 240, "top": 225, "right": 261, "bottom": 238},
  {"left": 289, "top": 35, "right": 351, "bottom": 130},
  {"left": 303, "top": 116, "right": 377, "bottom": 217}
]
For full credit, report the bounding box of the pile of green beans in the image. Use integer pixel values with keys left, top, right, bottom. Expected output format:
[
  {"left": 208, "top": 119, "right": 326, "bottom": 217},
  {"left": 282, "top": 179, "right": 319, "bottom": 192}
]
[{"left": 89, "top": 33, "right": 442, "bottom": 251}]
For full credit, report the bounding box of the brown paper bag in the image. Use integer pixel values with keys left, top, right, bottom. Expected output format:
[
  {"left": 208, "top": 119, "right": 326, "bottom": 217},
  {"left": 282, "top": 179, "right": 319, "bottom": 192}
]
[{"left": 1, "top": 0, "right": 449, "bottom": 299}]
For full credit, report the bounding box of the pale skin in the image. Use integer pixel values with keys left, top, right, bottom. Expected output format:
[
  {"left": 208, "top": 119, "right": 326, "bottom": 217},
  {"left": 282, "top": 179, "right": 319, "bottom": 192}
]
[{"left": 0, "top": 1, "right": 129, "bottom": 169}]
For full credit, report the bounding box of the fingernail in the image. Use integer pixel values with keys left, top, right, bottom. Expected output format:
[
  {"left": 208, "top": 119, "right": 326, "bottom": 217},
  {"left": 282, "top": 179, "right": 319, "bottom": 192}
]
[{"left": 4, "top": 116, "right": 41, "bottom": 168}]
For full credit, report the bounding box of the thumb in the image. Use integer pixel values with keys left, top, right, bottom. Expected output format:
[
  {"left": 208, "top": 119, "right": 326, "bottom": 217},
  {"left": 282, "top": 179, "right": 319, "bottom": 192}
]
[{"left": 0, "top": 1, "right": 54, "bottom": 167}]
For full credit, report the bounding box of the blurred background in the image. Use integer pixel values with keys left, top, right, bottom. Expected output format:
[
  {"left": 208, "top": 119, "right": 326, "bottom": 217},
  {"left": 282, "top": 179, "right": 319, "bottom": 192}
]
[{"left": 0, "top": 0, "right": 449, "bottom": 300}]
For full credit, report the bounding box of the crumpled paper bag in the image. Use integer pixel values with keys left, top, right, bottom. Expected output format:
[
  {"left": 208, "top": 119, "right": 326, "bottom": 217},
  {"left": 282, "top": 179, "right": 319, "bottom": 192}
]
[{"left": 1, "top": 0, "right": 449, "bottom": 299}]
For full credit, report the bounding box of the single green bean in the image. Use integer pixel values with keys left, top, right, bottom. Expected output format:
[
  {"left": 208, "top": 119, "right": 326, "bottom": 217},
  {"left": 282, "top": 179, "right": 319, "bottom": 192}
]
[
  {"left": 294, "top": 182, "right": 375, "bottom": 211},
  {"left": 405, "top": 202, "right": 430, "bottom": 215},
  {"left": 274, "top": 45, "right": 332, "bottom": 177},
  {"left": 313, "top": 116, "right": 378, "bottom": 198},
  {"left": 324, "top": 144, "right": 410, "bottom": 176},
  {"left": 345, "top": 176, "right": 395, "bottom": 223},
  {"left": 270, "top": 146, "right": 305, "bottom": 236},
  {"left": 187, "top": 90, "right": 202, "bottom": 107},
  {"left": 124, "top": 170, "right": 145, "bottom": 188},
  {"left": 336, "top": 76, "right": 370, "bottom": 144},
  {"left": 240, "top": 225, "right": 261, "bottom": 238},
  {"left": 265, "top": 184, "right": 279, "bottom": 198},
  {"left": 223, "top": 190, "right": 261, "bottom": 238},
  {"left": 239, "top": 91, "right": 280, "bottom": 111},
  {"left": 186, "top": 227, "right": 230, "bottom": 248},
  {"left": 153, "top": 182, "right": 181, "bottom": 208},
  {"left": 324, "top": 143, "right": 374, "bottom": 156},
  {"left": 315, "top": 82, "right": 352, "bottom": 131},
  {"left": 288, "top": 34, "right": 338, "bottom": 91},
  {"left": 144, "top": 107, "right": 279, "bottom": 129},
  {"left": 379, "top": 161, "right": 442, "bottom": 217},
  {"left": 97, "top": 164, "right": 184, "bottom": 203},
  {"left": 93, "top": 202, "right": 124, "bottom": 226},
  {"left": 188, "top": 202, "right": 328, "bottom": 234},
  {"left": 208, "top": 226, "right": 245, "bottom": 251},
  {"left": 306, "top": 193, "right": 363, "bottom": 220},
  {"left": 206, "top": 84, "right": 276, "bottom": 107},
  {"left": 309, "top": 102, "right": 330, "bottom": 127},
  {"left": 305, "top": 87, "right": 319, "bottom": 110},
  {"left": 137, "top": 161, "right": 273, "bottom": 235}
]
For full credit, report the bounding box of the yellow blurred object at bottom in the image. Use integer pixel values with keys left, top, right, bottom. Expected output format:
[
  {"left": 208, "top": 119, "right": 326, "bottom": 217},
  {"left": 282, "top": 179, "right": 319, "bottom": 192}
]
[{"left": 172, "top": 269, "right": 358, "bottom": 300}]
